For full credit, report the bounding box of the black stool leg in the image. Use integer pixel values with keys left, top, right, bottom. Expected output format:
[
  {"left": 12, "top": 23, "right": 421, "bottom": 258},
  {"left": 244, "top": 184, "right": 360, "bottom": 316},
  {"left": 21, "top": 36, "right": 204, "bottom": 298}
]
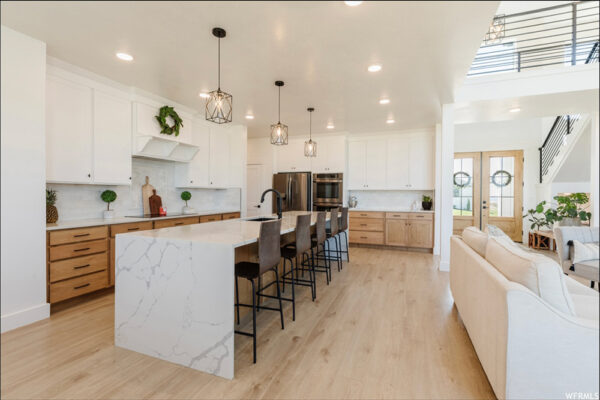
[
  {"left": 274, "top": 266, "right": 284, "bottom": 330},
  {"left": 235, "top": 276, "right": 240, "bottom": 325},
  {"left": 309, "top": 251, "right": 317, "bottom": 299},
  {"left": 336, "top": 234, "right": 343, "bottom": 270},
  {"left": 282, "top": 258, "right": 286, "bottom": 293},
  {"left": 250, "top": 277, "right": 257, "bottom": 364},
  {"left": 290, "top": 258, "right": 296, "bottom": 321},
  {"left": 257, "top": 276, "right": 262, "bottom": 312}
]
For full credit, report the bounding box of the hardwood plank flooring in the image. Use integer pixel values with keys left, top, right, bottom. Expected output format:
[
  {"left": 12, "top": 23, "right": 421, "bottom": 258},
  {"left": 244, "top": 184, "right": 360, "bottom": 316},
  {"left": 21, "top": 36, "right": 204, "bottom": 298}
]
[{"left": 1, "top": 247, "right": 495, "bottom": 399}]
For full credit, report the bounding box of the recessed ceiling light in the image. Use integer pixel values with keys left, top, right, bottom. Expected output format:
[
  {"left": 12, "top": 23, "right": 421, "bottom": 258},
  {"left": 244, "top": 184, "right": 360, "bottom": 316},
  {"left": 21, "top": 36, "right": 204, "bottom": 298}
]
[
  {"left": 245, "top": 114, "right": 255, "bottom": 120},
  {"left": 345, "top": 1, "right": 363, "bottom": 6},
  {"left": 368, "top": 64, "right": 382, "bottom": 72},
  {"left": 116, "top": 52, "right": 133, "bottom": 61},
  {"left": 386, "top": 119, "right": 395, "bottom": 124},
  {"left": 379, "top": 98, "right": 390, "bottom": 105},
  {"left": 327, "top": 124, "right": 335, "bottom": 129},
  {"left": 509, "top": 107, "right": 521, "bottom": 113},
  {"left": 199, "top": 92, "right": 210, "bottom": 98}
]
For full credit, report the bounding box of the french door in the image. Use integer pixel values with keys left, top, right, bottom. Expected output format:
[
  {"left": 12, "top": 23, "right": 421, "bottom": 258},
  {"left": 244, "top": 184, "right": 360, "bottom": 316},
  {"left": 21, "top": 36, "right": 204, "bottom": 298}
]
[{"left": 453, "top": 150, "right": 523, "bottom": 242}]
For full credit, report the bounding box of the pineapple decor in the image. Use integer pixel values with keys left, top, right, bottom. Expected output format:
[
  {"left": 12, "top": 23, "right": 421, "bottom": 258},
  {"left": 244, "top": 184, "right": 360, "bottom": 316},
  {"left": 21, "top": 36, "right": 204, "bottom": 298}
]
[{"left": 46, "top": 189, "right": 58, "bottom": 223}]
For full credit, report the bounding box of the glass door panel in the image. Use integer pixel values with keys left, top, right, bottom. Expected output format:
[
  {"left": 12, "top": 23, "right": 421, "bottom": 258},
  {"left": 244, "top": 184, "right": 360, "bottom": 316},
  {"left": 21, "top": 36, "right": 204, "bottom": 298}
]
[{"left": 453, "top": 152, "right": 481, "bottom": 235}]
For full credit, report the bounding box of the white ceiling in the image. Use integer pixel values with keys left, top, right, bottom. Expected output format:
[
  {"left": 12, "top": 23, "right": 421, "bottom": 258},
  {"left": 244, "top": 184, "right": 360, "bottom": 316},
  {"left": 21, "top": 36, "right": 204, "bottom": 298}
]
[
  {"left": 496, "top": 1, "right": 573, "bottom": 16},
  {"left": 0, "top": 1, "right": 498, "bottom": 138}
]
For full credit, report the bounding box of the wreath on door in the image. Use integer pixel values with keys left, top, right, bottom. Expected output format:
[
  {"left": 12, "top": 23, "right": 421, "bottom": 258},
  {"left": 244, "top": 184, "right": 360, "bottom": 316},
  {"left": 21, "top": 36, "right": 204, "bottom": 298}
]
[{"left": 155, "top": 106, "right": 184, "bottom": 136}]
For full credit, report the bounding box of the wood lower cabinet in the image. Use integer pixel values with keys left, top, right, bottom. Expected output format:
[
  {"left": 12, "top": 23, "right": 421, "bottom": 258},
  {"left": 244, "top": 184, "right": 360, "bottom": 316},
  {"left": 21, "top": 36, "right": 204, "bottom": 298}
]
[
  {"left": 349, "top": 211, "right": 385, "bottom": 245},
  {"left": 200, "top": 214, "right": 222, "bottom": 223},
  {"left": 385, "top": 219, "right": 433, "bottom": 248},
  {"left": 154, "top": 216, "right": 199, "bottom": 229},
  {"left": 222, "top": 212, "right": 241, "bottom": 220},
  {"left": 385, "top": 219, "right": 409, "bottom": 246}
]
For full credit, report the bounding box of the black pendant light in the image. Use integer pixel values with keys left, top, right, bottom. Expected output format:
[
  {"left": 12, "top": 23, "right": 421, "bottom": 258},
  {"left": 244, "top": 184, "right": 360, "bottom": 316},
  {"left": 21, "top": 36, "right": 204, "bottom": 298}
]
[
  {"left": 270, "top": 81, "right": 288, "bottom": 145},
  {"left": 304, "top": 107, "right": 317, "bottom": 157},
  {"left": 205, "top": 27, "right": 232, "bottom": 124}
]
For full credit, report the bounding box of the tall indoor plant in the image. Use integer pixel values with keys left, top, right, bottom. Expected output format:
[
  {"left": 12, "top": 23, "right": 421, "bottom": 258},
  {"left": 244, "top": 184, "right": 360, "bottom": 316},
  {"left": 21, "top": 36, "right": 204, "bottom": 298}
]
[{"left": 523, "top": 193, "right": 591, "bottom": 230}]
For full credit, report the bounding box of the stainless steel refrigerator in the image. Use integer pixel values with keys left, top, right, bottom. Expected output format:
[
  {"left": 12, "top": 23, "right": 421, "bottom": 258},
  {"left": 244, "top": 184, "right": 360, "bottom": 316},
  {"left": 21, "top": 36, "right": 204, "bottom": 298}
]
[{"left": 273, "top": 172, "right": 312, "bottom": 212}]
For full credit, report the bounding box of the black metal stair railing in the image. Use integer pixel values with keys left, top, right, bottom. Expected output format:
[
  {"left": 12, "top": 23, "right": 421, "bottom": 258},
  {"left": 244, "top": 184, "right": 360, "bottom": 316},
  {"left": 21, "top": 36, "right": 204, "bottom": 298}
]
[
  {"left": 539, "top": 114, "right": 581, "bottom": 183},
  {"left": 469, "top": 1, "right": 599, "bottom": 76}
]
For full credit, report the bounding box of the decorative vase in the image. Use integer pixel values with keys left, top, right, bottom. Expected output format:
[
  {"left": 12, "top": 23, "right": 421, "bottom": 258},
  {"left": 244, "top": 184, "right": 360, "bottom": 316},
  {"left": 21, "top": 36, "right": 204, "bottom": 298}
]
[
  {"left": 349, "top": 196, "right": 358, "bottom": 208},
  {"left": 182, "top": 206, "right": 196, "bottom": 215},
  {"left": 46, "top": 205, "right": 58, "bottom": 223},
  {"left": 103, "top": 210, "right": 115, "bottom": 219},
  {"left": 422, "top": 201, "right": 433, "bottom": 211},
  {"left": 559, "top": 217, "right": 581, "bottom": 226}
]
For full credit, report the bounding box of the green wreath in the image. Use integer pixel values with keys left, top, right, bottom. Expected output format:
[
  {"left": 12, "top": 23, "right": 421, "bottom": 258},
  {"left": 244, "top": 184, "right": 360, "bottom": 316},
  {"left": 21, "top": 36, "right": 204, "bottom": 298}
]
[{"left": 155, "top": 106, "right": 183, "bottom": 136}]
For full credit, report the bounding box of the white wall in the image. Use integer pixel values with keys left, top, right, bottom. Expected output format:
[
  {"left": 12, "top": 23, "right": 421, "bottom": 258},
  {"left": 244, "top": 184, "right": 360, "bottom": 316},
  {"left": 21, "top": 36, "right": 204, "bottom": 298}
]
[
  {"left": 247, "top": 137, "right": 276, "bottom": 213},
  {"left": 455, "top": 118, "right": 544, "bottom": 243},
  {"left": 1, "top": 26, "right": 50, "bottom": 332}
]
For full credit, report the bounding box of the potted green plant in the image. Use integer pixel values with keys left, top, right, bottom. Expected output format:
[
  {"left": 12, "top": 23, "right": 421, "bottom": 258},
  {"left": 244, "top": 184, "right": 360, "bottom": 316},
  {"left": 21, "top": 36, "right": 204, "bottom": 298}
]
[
  {"left": 422, "top": 195, "right": 433, "bottom": 211},
  {"left": 523, "top": 201, "right": 554, "bottom": 231},
  {"left": 181, "top": 191, "right": 195, "bottom": 214},
  {"left": 553, "top": 193, "right": 591, "bottom": 226},
  {"left": 46, "top": 189, "right": 58, "bottom": 223},
  {"left": 101, "top": 190, "right": 117, "bottom": 219}
]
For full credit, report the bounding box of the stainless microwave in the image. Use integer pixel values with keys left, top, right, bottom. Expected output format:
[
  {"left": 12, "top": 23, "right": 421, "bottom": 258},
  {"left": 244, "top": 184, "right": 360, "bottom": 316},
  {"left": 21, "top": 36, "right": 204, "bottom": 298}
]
[{"left": 313, "top": 173, "right": 343, "bottom": 208}]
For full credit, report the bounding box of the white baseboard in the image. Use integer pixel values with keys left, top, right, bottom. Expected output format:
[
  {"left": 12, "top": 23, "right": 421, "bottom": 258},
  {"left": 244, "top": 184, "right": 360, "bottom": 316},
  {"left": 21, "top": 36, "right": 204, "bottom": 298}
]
[
  {"left": 1, "top": 303, "right": 50, "bottom": 333},
  {"left": 439, "top": 260, "right": 450, "bottom": 272}
]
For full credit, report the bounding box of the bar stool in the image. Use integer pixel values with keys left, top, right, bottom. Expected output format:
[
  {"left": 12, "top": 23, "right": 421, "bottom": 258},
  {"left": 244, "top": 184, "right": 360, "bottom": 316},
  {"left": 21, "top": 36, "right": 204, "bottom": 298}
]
[
  {"left": 325, "top": 208, "right": 343, "bottom": 272},
  {"left": 281, "top": 214, "right": 316, "bottom": 321},
  {"left": 338, "top": 207, "right": 350, "bottom": 263},
  {"left": 234, "top": 219, "right": 284, "bottom": 364},
  {"left": 311, "top": 212, "right": 332, "bottom": 284}
]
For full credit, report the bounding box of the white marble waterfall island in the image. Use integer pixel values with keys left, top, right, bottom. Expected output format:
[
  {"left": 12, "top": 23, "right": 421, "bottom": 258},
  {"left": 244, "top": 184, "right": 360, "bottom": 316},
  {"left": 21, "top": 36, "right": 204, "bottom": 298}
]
[{"left": 114, "top": 211, "right": 339, "bottom": 380}]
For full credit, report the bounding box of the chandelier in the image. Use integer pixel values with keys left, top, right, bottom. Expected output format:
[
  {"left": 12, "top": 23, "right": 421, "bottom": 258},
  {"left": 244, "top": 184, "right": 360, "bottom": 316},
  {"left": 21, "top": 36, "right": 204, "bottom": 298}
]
[
  {"left": 304, "top": 107, "right": 317, "bottom": 157},
  {"left": 206, "top": 27, "right": 232, "bottom": 124},
  {"left": 270, "top": 81, "right": 288, "bottom": 145}
]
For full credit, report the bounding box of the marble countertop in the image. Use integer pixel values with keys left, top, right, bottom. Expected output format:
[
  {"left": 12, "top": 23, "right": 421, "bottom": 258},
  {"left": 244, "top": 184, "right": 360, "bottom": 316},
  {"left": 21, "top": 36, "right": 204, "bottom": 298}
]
[
  {"left": 121, "top": 211, "right": 330, "bottom": 248},
  {"left": 46, "top": 209, "right": 240, "bottom": 231},
  {"left": 349, "top": 207, "right": 434, "bottom": 213}
]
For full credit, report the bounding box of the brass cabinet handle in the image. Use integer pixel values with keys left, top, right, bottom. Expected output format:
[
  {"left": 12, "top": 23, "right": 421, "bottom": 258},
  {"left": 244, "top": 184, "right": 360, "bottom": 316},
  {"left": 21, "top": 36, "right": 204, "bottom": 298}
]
[
  {"left": 74, "top": 247, "right": 90, "bottom": 252},
  {"left": 73, "top": 233, "right": 90, "bottom": 238},
  {"left": 74, "top": 283, "right": 90, "bottom": 290},
  {"left": 73, "top": 264, "right": 90, "bottom": 270}
]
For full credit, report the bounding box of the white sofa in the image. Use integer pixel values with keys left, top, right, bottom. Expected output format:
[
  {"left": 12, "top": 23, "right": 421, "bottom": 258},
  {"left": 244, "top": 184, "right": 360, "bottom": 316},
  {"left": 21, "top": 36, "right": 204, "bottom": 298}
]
[{"left": 450, "top": 230, "right": 599, "bottom": 400}]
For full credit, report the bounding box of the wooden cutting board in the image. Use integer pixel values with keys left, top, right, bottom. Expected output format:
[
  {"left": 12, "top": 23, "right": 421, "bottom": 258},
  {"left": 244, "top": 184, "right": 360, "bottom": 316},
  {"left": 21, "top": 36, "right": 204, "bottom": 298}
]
[{"left": 141, "top": 176, "right": 154, "bottom": 215}]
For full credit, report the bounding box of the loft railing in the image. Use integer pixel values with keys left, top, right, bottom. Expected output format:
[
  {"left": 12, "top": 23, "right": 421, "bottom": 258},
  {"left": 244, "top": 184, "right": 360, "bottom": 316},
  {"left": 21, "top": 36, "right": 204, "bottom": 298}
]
[
  {"left": 539, "top": 114, "right": 581, "bottom": 183},
  {"left": 469, "top": 1, "right": 599, "bottom": 76}
]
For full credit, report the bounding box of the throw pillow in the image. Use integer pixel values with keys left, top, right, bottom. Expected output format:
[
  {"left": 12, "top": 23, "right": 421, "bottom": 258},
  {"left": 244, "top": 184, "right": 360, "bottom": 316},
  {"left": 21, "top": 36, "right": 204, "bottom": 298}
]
[
  {"left": 462, "top": 227, "right": 488, "bottom": 257},
  {"left": 485, "top": 224, "right": 515, "bottom": 247},
  {"left": 572, "top": 240, "right": 600, "bottom": 264}
]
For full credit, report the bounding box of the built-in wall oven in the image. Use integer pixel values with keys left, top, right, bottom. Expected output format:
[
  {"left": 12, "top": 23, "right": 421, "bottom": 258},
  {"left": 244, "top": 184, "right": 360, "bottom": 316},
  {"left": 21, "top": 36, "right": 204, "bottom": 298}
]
[{"left": 313, "top": 173, "right": 343, "bottom": 211}]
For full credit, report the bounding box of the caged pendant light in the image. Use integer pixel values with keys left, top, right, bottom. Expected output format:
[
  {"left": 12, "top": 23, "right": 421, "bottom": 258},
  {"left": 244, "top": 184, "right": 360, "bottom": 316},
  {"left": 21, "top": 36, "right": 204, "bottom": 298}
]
[
  {"left": 205, "top": 27, "right": 232, "bottom": 124},
  {"left": 304, "top": 107, "right": 317, "bottom": 157},
  {"left": 270, "top": 81, "right": 288, "bottom": 145}
]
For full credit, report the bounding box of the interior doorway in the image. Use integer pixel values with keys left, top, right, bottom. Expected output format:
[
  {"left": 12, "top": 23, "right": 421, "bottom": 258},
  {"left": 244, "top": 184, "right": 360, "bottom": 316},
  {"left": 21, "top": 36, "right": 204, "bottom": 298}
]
[{"left": 453, "top": 150, "right": 524, "bottom": 242}]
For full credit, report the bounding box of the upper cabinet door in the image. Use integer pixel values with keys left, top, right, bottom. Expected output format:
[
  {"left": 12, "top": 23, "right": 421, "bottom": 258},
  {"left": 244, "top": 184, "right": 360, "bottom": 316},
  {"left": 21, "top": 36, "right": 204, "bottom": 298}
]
[
  {"left": 174, "top": 119, "right": 210, "bottom": 187},
  {"left": 347, "top": 141, "right": 366, "bottom": 189},
  {"left": 408, "top": 134, "right": 435, "bottom": 190},
  {"left": 46, "top": 76, "right": 93, "bottom": 183},
  {"left": 386, "top": 136, "right": 410, "bottom": 189},
  {"left": 365, "top": 139, "right": 387, "bottom": 190},
  {"left": 93, "top": 90, "right": 132, "bottom": 185},
  {"left": 209, "top": 126, "right": 230, "bottom": 187},
  {"left": 275, "top": 139, "right": 311, "bottom": 172},
  {"left": 312, "top": 136, "right": 346, "bottom": 173}
]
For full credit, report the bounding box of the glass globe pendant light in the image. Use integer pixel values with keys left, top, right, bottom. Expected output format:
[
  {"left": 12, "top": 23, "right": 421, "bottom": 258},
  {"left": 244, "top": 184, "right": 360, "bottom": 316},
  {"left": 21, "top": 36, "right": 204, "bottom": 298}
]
[
  {"left": 205, "top": 27, "right": 232, "bottom": 124},
  {"left": 270, "top": 81, "right": 288, "bottom": 145},
  {"left": 304, "top": 107, "right": 317, "bottom": 157}
]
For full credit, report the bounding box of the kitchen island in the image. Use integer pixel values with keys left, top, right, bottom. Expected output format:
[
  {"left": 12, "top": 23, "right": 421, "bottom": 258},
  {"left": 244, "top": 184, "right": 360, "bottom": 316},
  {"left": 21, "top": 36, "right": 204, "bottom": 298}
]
[{"left": 114, "top": 211, "right": 343, "bottom": 380}]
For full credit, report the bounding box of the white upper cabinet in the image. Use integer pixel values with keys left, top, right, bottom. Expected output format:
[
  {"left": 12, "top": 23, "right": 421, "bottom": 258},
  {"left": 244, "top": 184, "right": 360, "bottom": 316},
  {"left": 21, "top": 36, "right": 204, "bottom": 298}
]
[
  {"left": 349, "top": 133, "right": 434, "bottom": 191},
  {"left": 133, "top": 102, "right": 191, "bottom": 145},
  {"left": 175, "top": 119, "right": 210, "bottom": 187},
  {"left": 46, "top": 76, "right": 93, "bottom": 184},
  {"left": 311, "top": 135, "right": 346, "bottom": 173},
  {"left": 275, "top": 138, "right": 312, "bottom": 172},
  {"left": 93, "top": 90, "right": 132, "bottom": 185}
]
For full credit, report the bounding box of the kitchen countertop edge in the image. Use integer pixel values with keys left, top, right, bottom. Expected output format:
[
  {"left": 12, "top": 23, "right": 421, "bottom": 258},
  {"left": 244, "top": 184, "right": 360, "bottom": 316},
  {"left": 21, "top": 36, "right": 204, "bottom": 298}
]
[{"left": 349, "top": 208, "right": 435, "bottom": 213}]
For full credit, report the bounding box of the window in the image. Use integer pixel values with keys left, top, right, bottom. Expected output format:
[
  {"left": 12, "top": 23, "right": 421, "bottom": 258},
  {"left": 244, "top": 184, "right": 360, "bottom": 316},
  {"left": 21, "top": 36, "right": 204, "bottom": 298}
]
[
  {"left": 488, "top": 156, "right": 514, "bottom": 217},
  {"left": 453, "top": 158, "right": 474, "bottom": 216}
]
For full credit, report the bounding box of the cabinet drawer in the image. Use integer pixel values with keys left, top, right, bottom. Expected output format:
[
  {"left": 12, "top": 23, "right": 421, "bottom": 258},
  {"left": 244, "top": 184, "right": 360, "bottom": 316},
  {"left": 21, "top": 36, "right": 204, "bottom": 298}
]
[
  {"left": 49, "top": 239, "right": 108, "bottom": 261},
  {"left": 200, "top": 214, "right": 223, "bottom": 223},
  {"left": 349, "top": 218, "right": 384, "bottom": 232},
  {"left": 154, "top": 217, "right": 199, "bottom": 229},
  {"left": 49, "top": 226, "right": 108, "bottom": 246},
  {"left": 49, "top": 270, "right": 108, "bottom": 303},
  {"left": 408, "top": 212, "right": 433, "bottom": 221},
  {"left": 110, "top": 221, "right": 153, "bottom": 237},
  {"left": 386, "top": 212, "right": 410, "bottom": 220},
  {"left": 222, "top": 212, "right": 241, "bottom": 220},
  {"left": 49, "top": 253, "right": 108, "bottom": 283},
  {"left": 349, "top": 231, "right": 384, "bottom": 245},
  {"left": 350, "top": 211, "right": 385, "bottom": 219}
]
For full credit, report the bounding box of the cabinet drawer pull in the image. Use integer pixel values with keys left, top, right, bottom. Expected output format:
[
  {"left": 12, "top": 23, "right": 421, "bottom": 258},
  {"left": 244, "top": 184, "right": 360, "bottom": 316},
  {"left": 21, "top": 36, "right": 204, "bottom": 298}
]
[
  {"left": 360, "top": 214, "right": 367, "bottom": 216},
  {"left": 174, "top": 222, "right": 184, "bottom": 226},
  {"left": 74, "top": 283, "right": 90, "bottom": 290},
  {"left": 73, "top": 247, "right": 90, "bottom": 252},
  {"left": 73, "top": 233, "right": 90, "bottom": 238},
  {"left": 73, "top": 264, "right": 90, "bottom": 270},
  {"left": 360, "top": 224, "right": 367, "bottom": 226},
  {"left": 127, "top": 227, "right": 140, "bottom": 231},
  {"left": 416, "top": 215, "right": 424, "bottom": 218},
  {"left": 360, "top": 236, "right": 368, "bottom": 239}
]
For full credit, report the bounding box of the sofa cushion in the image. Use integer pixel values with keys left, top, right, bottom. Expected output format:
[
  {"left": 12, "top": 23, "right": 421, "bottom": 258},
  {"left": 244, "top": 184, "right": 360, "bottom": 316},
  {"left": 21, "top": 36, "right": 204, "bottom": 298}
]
[
  {"left": 485, "top": 224, "right": 515, "bottom": 247},
  {"left": 573, "top": 260, "right": 600, "bottom": 281},
  {"left": 462, "top": 227, "right": 488, "bottom": 257},
  {"left": 570, "top": 294, "right": 600, "bottom": 320},
  {"left": 572, "top": 240, "right": 599, "bottom": 264},
  {"left": 485, "top": 237, "right": 576, "bottom": 316}
]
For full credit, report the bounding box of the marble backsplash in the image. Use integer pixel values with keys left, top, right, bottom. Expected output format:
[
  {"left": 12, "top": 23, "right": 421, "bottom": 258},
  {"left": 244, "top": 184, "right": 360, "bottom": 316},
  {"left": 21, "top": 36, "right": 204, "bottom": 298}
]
[
  {"left": 48, "top": 158, "right": 240, "bottom": 221},
  {"left": 348, "top": 190, "right": 434, "bottom": 211}
]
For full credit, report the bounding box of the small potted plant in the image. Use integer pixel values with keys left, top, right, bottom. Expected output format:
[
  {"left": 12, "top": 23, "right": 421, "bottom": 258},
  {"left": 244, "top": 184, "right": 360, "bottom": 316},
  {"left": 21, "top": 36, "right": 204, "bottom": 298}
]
[
  {"left": 422, "top": 195, "right": 433, "bottom": 211},
  {"left": 46, "top": 189, "right": 59, "bottom": 223},
  {"left": 181, "top": 191, "right": 195, "bottom": 214},
  {"left": 101, "top": 190, "right": 117, "bottom": 219}
]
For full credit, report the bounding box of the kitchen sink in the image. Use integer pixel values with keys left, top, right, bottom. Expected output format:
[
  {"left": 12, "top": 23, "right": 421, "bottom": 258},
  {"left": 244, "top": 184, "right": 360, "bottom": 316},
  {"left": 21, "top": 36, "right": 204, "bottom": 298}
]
[{"left": 246, "top": 217, "right": 278, "bottom": 222}]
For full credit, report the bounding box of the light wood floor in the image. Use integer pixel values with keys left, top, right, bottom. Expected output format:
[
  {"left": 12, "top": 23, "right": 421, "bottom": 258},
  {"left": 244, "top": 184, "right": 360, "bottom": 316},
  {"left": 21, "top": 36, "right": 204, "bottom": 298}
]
[{"left": 1, "top": 247, "right": 495, "bottom": 399}]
